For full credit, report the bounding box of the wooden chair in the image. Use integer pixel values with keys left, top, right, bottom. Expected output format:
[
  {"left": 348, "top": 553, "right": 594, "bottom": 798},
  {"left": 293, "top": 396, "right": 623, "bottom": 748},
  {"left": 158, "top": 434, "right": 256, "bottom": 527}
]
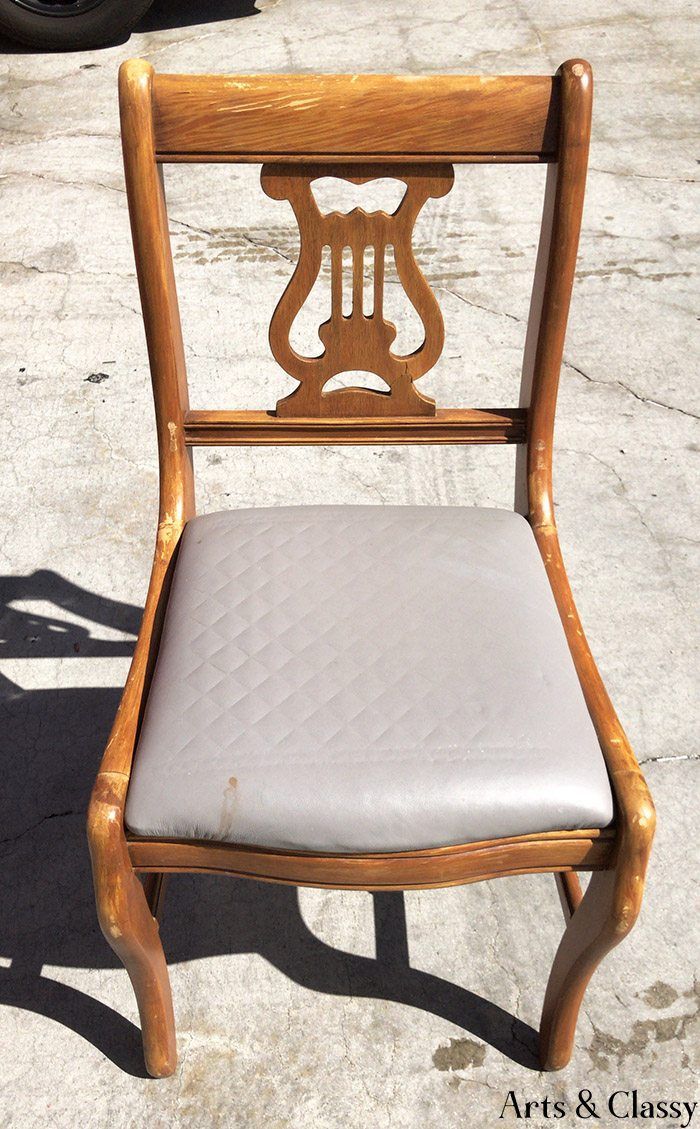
[{"left": 87, "top": 58, "right": 655, "bottom": 1078}]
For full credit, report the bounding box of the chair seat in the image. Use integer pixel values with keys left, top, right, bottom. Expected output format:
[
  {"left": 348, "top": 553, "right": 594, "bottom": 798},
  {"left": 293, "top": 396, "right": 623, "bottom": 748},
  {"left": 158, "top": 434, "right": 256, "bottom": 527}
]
[{"left": 125, "top": 505, "right": 613, "bottom": 853}]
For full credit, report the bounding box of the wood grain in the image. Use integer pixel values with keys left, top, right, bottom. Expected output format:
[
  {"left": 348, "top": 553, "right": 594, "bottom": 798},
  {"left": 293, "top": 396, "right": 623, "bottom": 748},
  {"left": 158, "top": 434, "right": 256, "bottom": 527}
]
[
  {"left": 153, "top": 73, "right": 559, "bottom": 162},
  {"left": 261, "top": 162, "right": 453, "bottom": 417}
]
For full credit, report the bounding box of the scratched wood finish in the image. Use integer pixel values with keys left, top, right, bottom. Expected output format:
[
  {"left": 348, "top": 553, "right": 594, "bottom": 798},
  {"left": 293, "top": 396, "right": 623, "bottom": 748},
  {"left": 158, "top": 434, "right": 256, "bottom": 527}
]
[
  {"left": 86, "top": 57, "right": 194, "bottom": 1080},
  {"left": 128, "top": 829, "right": 614, "bottom": 890},
  {"left": 183, "top": 407, "right": 527, "bottom": 445},
  {"left": 88, "top": 775, "right": 176, "bottom": 1076},
  {"left": 153, "top": 73, "right": 559, "bottom": 162},
  {"left": 262, "top": 162, "right": 453, "bottom": 417},
  {"left": 86, "top": 58, "right": 655, "bottom": 1080},
  {"left": 520, "top": 61, "right": 655, "bottom": 1070}
]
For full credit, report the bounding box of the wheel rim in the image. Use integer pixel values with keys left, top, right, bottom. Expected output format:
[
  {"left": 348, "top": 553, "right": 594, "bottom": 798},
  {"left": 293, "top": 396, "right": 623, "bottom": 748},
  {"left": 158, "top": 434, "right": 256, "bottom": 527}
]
[{"left": 10, "top": 0, "right": 105, "bottom": 16}]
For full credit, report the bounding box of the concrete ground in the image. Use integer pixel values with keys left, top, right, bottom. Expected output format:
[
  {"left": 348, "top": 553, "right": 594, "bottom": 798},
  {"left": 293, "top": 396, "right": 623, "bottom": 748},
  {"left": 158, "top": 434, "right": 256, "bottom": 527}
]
[{"left": 0, "top": 0, "right": 698, "bottom": 1125}]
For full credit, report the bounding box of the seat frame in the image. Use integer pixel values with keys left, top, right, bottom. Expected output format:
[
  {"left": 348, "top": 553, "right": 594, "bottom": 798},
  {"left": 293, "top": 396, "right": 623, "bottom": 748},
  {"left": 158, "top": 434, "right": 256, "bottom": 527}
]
[{"left": 87, "top": 58, "right": 655, "bottom": 1078}]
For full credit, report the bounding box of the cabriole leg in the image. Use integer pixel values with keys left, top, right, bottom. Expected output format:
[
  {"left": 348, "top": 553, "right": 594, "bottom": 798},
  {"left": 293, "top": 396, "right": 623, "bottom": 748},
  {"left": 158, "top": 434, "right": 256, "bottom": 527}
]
[
  {"left": 88, "top": 774, "right": 177, "bottom": 1078},
  {"left": 540, "top": 869, "right": 622, "bottom": 1070}
]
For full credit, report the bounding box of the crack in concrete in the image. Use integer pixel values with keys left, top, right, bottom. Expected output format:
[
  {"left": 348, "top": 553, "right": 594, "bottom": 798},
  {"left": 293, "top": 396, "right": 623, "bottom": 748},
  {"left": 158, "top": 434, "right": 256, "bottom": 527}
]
[
  {"left": 0, "top": 128, "right": 119, "bottom": 148},
  {"left": 435, "top": 292, "right": 698, "bottom": 421},
  {"left": 0, "top": 257, "right": 132, "bottom": 282},
  {"left": 0, "top": 169, "right": 125, "bottom": 197},
  {"left": 337, "top": 460, "right": 389, "bottom": 504},
  {"left": 590, "top": 166, "right": 699, "bottom": 185},
  {"left": 171, "top": 218, "right": 214, "bottom": 240},
  {"left": 174, "top": 1029, "right": 193, "bottom": 1100},
  {"left": 437, "top": 283, "right": 523, "bottom": 323},
  {"left": 165, "top": 224, "right": 698, "bottom": 426},
  {"left": 559, "top": 446, "right": 691, "bottom": 612},
  {"left": 170, "top": 220, "right": 297, "bottom": 267},
  {"left": 2, "top": 258, "right": 69, "bottom": 277},
  {"left": 563, "top": 360, "right": 700, "bottom": 420},
  {"left": 240, "top": 230, "right": 295, "bottom": 265},
  {"left": 0, "top": 810, "right": 78, "bottom": 853},
  {"left": 140, "top": 27, "right": 226, "bottom": 60}
]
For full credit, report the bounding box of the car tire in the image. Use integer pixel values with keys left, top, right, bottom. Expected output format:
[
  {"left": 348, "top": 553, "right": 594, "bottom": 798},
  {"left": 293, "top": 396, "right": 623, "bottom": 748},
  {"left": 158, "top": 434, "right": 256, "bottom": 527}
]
[{"left": 0, "top": 0, "right": 156, "bottom": 50}]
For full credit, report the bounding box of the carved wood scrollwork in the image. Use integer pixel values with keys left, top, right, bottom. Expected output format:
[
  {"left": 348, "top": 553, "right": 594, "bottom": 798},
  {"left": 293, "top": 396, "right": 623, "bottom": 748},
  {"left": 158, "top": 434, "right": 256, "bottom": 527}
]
[{"left": 261, "top": 162, "right": 454, "bottom": 418}]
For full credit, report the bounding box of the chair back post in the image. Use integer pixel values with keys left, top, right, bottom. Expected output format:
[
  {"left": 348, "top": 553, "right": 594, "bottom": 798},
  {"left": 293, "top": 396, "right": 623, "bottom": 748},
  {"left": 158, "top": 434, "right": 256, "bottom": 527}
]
[
  {"left": 518, "top": 60, "right": 593, "bottom": 525},
  {"left": 119, "top": 59, "right": 195, "bottom": 532}
]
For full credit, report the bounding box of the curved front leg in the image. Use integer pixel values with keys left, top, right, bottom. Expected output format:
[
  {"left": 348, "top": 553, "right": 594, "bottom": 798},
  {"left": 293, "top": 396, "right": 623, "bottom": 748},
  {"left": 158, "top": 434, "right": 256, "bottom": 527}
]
[
  {"left": 540, "top": 824, "right": 652, "bottom": 1072},
  {"left": 88, "top": 773, "right": 177, "bottom": 1078},
  {"left": 539, "top": 870, "right": 619, "bottom": 1069}
]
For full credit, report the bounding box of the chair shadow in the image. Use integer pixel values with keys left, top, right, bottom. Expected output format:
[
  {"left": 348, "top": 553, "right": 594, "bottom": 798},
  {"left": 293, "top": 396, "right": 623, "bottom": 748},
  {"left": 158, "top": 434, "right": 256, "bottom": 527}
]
[
  {"left": 0, "top": 571, "right": 539, "bottom": 1076},
  {"left": 0, "top": 0, "right": 258, "bottom": 55}
]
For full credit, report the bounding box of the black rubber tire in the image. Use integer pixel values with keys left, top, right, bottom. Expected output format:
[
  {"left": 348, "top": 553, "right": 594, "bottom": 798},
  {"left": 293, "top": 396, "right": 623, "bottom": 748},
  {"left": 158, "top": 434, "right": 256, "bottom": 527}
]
[{"left": 0, "top": 0, "right": 155, "bottom": 49}]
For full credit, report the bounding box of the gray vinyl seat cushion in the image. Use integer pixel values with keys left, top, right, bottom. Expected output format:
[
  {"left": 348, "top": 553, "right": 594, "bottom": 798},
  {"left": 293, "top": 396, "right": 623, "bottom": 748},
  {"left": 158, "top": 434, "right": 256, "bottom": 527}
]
[{"left": 125, "top": 505, "right": 614, "bottom": 853}]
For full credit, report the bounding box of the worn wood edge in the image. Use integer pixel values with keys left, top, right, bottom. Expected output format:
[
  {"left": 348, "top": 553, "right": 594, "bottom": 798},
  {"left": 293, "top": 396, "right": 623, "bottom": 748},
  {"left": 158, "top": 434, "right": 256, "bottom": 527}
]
[
  {"left": 87, "top": 522, "right": 184, "bottom": 814},
  {"left": 507, "top": 70, "right": 656, "bottom": 1069},
  {"left": 183, "top": 407, "right": 527, "bottom": 445},
  {"left": 127, "top": 829, "right": 613, "bottom": 890},
  {"left": 515, "top": 61, "right": 653, "bottom": 1070},
  {"left": 116, "top": 60, "right": 195, "bottom": 523},
  {"left": 88, "top": 62, "right": 196, "bottom": 834},
  {"left": 521, "top": 59, "right": 654, "bottom": 929},
  {"left": 532, "top": 523, "right": 655, "bottom": 909},
  {"left": 128, "top": 826, "right": 614, "bottom": 856},
  {"left": 87, "top": 770, "right": 177, "bottom": 1076},
  {"left": 127, "top": 866, "right": 605, "bottom": 893}
]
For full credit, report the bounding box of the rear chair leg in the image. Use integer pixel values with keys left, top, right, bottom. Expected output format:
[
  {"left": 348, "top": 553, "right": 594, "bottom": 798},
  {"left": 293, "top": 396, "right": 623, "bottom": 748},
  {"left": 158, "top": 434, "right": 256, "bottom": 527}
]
[
  {"left": 555, "top": 870, "right": 583, "bottom": 919},
  {"left": 88, "top": 775, "right": 177, "bottom": 1078},
  {"left": 142, "top": 872, "right": 169, "bottom": 923}
]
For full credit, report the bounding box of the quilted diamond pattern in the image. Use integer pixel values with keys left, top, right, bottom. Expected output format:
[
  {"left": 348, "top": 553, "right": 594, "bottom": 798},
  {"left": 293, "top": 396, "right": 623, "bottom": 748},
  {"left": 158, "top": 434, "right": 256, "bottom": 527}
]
[{"left": 125, "top": 506, "right": 613, "bottom": 851}]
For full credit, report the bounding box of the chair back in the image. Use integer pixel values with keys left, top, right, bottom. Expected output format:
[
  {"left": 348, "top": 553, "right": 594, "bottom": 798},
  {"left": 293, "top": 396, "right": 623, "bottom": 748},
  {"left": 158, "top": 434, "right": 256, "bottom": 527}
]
[{"left": 118, "top": 60, "right": 592, "bottom": 525}]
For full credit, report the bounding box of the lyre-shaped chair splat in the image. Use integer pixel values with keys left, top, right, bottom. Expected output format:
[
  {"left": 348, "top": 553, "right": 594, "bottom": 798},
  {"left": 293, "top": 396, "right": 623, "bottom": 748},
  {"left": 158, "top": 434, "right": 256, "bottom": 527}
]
[{"left": 261, "top": 162, "right": 454, "bottom": 418}]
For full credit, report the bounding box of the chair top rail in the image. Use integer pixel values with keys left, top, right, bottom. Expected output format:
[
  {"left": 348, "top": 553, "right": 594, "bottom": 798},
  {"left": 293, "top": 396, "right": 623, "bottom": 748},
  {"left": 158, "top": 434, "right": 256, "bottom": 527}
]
[{"left": 151, "top": 72, "right": 560, "bottom": 163}]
